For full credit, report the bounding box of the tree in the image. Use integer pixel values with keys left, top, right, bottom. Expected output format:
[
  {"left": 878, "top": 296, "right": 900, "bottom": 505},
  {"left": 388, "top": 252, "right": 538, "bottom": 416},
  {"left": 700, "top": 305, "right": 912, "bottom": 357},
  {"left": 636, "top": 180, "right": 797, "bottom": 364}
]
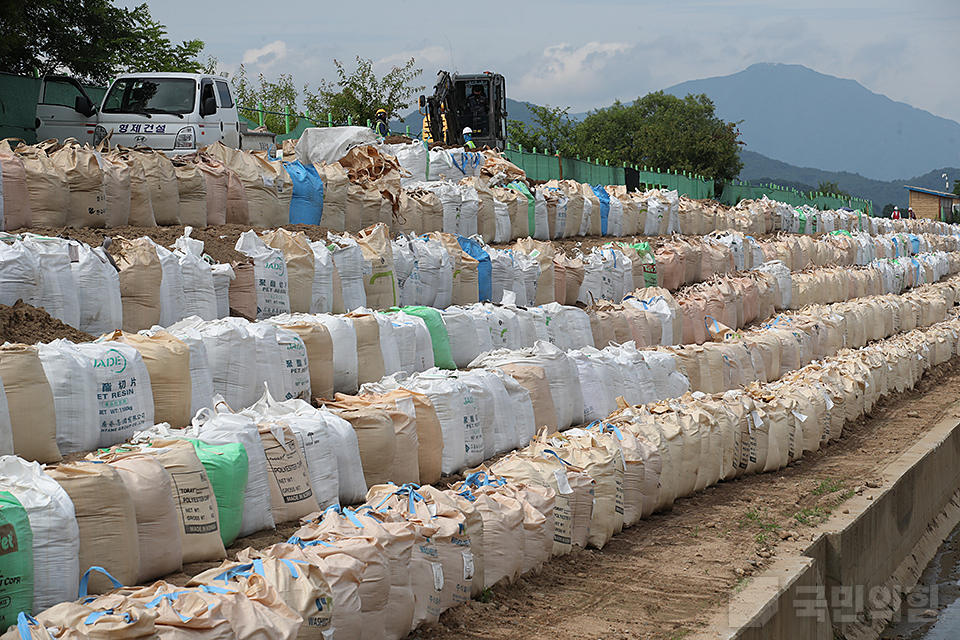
[
  {"left": 816, "top": 180, "right": 850, "bottom": 199},
  {"left": 953, "top": 180, "right": 960, "bottom": 198},
  {"left": 573, "top": 91, "right": 744, "bottom": 182},
  {"left": 507, "top": 105, "right": 580, "bottom": 156},
  {"left": 882, "top": 203, "right": 895, "bottom": 218},
  {"left": 231, "top": 65, "right": 301, "bottom": 134},
  {"left": 303, "top": 56, "right": 424, "bottom": 127},
  {"left": 0, "top": 0, "right": 205, "bottom": 84}
]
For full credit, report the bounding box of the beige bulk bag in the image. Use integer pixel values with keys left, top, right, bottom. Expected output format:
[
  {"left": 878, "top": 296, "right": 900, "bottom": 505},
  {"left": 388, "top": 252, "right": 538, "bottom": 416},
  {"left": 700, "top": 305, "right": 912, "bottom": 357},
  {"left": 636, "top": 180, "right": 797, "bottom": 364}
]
[
  {"left": 549, "top": 440, "right": 619, "bottom": 548},
  {"left": 193, "top": 547, "right": 335, "bottom": 640},
  {"left": 345, "top": 312, "right": 386, "bottom": 386},
  {"left": 141, "top": 438, "right": 226, "bottom": 564},
  {"left": 556, "top": 181, "right": 584, "bottom": 238},
  {"left": 51, "top": 140, "right": 107, "bottom": 228},
  {"left": 100, "top": 151, "right": 132, "bottom": 227},
  {"left": 46, "top": 462, "right": 139, "bottom": 593},
  {"left": 0, "top": 139, "right": 32, "bottom": 230},
  {"left": 616, "top": 191, "right": 641, "bottom": 236},
  {"left": 553, "top": 257, "right": 567, "bottom": 305},
  {"left": 192, "top": 157, "right": 229, "bottom": 226},
  {"left": 112, "top": 148, "right": 157, "bottom": 227},
  {"left": 228, "top": 261, "right": 257, "bottom": 319},
  {"left": 262, "top": 229, "right": 315, "bottom": 313},
  {"left": 415, "top": 486, "right": 485, "bottom": 599},
  {"left": 278, "top": 320, "right": 334, "bottom": 400},
  {"left": 325, "top": 400, "right": 397, "bottom": 488},
  {"left": 109, "top": 330, "right": 192, "bottom": 428},
  {"left": 0, "top": 344, "right": 60, "bottom": 463},
  {"left": 463, "top": 177, "right": 496, "bottom": 242},
  {"left": 431, "top": 231, "right": 479, "bottom": 305},
  {"left": 15, "top": 141, "right": 68, "bottom": 227},
  {"left": 223, "top": 166, "right": 249, "bottom": 225},
  {"left": 395, "top": 190, "right": 422, "bottom": 235},
  {"left": 344, "top": 182, "right": 382, "bottom": 233},
  {"left": 498, "top": 364, "right": 558, "bottom": 434},
  {"left": 259, "top": 153, "right": 292, "bottom": 227},
  {"left": 357, "top": 391, "right": 423, "bottom": 485},
  {"left": 492, "top": 453, "right": 571, "bottom": 556},
  {"left": 558, "top": 255, "right": 585, "bottom": 305},
  {"left": 380, "top": 388, "right": 442, "bottom": 485},
  {"left": 173, "top": 160, "right": 207, "bottom": 227},
  {"left": 134, "top": 148, "right": 181, "bottom": 225},
  {"left": 516, "top": 238, "right": 556, "bottom": 305},
  {"left": 410, "top": 189, "right": 443, "bottom": 233},
  {"left": 588, "top": 426, "right": 645, "bottom": 528},
  {"left": 98, "top": 453, "right": 183, "bottom": 583},
  {"left": 357, "top": 223, "right": 400, "bottom": 309},
  {"left": 463, "top": 485, "right": 524, "bottom": 588},
  {"left": 257, "top": 422, "right": 319, "bottom": 523},
  {"left": 117, "top": 238, "right": 163, "bottom": 332},
  {"left": 627, "top": 411, "right": 678, "bottom": 510},
  {"left": 318, "top": 162, "right": 348, "bottom": 231}
]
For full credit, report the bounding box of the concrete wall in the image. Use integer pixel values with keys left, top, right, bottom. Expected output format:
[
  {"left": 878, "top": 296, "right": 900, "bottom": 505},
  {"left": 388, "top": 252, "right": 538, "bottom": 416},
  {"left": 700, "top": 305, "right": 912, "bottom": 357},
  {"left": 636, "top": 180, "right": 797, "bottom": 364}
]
[{"left": 697, "top": 415, "right": 960, "bottom": 640}]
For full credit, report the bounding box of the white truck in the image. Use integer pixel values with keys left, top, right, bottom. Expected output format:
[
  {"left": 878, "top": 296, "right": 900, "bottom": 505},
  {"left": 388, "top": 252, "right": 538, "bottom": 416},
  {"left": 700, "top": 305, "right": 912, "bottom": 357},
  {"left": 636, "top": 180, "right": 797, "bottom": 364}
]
[{"left": 35, "top": 72, "right": 274, "bottom": 155}]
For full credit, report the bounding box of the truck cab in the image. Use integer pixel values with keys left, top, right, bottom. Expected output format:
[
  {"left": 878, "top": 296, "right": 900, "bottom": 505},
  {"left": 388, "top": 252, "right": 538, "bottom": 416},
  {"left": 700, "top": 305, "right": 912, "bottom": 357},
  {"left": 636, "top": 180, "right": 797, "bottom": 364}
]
[{"left": 36, "top": 73, "right": 242, "bottom": 155}]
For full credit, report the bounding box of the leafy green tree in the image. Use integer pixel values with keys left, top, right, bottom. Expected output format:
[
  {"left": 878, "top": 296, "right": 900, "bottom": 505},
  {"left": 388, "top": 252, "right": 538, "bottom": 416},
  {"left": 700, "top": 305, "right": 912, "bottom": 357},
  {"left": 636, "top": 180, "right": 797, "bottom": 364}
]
[
  {"left": 303, "top": 56, "right": 424, "bottom": 127},
  {"left": 507, "top": 105, "right": 580, "bottom": 156},
  {"left": 881, "top": 203, "right": 895, "bottom": 218},
  {"left": 573, "top": 91, "right": 744, "bottom": 182},
  {"left": 231, "top": 65, "right": 301, "bottom": 134},
  {"left": 0, "top": 0, "right": 204, "bottom": 84},
  {"left": 816, "top": 180, "right": 850, "bottom": 198},
  {"left": 953, "top": 180, "right": 960, "bottom": 198}
]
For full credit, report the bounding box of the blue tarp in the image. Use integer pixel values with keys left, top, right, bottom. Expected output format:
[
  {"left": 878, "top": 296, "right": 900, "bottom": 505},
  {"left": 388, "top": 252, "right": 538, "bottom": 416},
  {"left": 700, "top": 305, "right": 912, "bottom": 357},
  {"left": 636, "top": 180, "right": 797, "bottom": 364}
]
[
  {"left": 591, "top": 185, "right": 611, "bottom": 236},
  {"left": 285, "top": 161, "right": 324, "bottom": 225},
  {"left": 457, "top": 235, "right": 492, "bottom": 302}
]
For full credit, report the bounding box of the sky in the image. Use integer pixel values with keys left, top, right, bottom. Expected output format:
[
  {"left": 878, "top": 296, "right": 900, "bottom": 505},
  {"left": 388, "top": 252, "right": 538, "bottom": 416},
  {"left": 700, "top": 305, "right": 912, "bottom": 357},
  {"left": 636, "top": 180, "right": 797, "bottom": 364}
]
[{"left": 125, "top": 0, "right": 960, "bottom": 124}]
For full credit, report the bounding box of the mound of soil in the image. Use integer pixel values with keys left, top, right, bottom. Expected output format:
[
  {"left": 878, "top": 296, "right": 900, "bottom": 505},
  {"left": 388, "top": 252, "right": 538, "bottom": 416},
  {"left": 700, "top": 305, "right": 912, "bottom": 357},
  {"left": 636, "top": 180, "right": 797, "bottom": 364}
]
[
  {"left": 0, "top": 301, "right": 95, "bottom": 344},
  {"left": 383, "top": 135, "right": 416, "bottom": 145}
]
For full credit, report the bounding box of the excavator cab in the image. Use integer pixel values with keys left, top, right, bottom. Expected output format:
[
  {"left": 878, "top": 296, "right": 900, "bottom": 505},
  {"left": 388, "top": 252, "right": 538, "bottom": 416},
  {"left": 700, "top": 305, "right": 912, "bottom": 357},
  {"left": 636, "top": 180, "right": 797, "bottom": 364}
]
[{"left": 420, "top": 71, "right": 507, "bottom": 149}]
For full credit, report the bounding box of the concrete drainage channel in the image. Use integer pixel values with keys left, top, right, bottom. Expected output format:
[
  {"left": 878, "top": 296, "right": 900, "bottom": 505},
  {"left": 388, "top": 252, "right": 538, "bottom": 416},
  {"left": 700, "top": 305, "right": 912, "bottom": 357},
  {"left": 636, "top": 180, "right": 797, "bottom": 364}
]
[{"left": 693, "top": 409, "right": 960, "bottom": 640}]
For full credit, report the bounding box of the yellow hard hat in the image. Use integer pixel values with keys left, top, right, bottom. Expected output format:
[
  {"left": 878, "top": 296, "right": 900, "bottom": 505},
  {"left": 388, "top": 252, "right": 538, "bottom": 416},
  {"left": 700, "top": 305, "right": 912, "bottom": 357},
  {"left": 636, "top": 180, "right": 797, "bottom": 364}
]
[{"left": 376, "top": 109, "right": 387, "bottom": 116}]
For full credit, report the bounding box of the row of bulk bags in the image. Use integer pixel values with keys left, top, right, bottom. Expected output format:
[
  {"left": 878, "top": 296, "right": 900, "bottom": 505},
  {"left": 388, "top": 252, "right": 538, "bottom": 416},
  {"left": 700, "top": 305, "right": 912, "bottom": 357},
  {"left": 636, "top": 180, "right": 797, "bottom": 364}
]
[{"left": 0, "top": 236, "right": 121, "bottom": 334}]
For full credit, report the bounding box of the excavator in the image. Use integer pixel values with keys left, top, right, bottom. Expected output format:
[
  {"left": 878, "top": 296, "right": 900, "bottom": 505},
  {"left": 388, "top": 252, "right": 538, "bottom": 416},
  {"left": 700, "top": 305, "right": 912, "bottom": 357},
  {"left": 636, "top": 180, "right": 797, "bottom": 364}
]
[{"left": 418, "top": 70, "right": 507, "bottom": 150}]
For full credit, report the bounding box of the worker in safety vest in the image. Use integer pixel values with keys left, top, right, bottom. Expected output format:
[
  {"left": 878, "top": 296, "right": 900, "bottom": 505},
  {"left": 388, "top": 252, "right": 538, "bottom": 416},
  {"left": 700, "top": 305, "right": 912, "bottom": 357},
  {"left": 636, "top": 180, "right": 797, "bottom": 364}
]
[
  {"left": 374, "top": 109, "right": 389, "bottom": 137},
  {"left": 463, "top": 127, "right": 477, "bottom": 149},
  {"left": 892, "top": 206, "right": 901, "bottom": 220}
]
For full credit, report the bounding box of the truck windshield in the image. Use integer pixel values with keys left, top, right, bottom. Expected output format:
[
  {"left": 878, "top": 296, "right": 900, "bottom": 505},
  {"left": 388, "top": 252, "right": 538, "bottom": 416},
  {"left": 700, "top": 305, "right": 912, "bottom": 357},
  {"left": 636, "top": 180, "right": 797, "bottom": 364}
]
[{"left": 101, "top": 78, "right": 196, "bottom": 115}]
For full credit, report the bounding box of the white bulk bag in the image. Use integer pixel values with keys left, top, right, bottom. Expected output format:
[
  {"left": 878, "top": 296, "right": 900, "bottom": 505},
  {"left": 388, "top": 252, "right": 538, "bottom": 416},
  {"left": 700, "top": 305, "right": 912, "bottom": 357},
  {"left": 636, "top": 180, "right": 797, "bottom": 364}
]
[
  {"left": 37, "top": 340, "right": 100, "bottom": 455},
  {"left": 22, "top": 236, "right": 81, "bottom": 328},
  {"left": 194, "top": 403, "right": 276, "bottom": 536},
  {"left": 756, "top": 260, "right": 792, "bottom": 310},
  {"left": 512, "top": 252, "right": 539, "bottom": 307},
  {"left": 275, "top": 327, "right": 312, "bottom": 401},
  {"left": 153, "top": 241, "right": 187, "bottom": 327},
  {"left": 173, "top": 228, "right": 218, "bottom": 321},
  {"left": 309, "top": 241, "right": 335, "bottom": 314},
  {"left": 239, "top": 320, "right": 288, "bottom": 401},
  {"left": 0, "top": 240, "right": 40, "bottom": 307},
  {"left": 171, "top": 317, "right": 259, "bottom": 412},
  {"left": 74, "top": 340, "right": 155, "bottom": 448},
  {"left": 370, "top": 312, "right": 402, "bottom": 377},
  {"left": 210, "top": 263, "right": 235, "bottom": 319},
  {"left": 457, "top": 182, "right": 479, "bottom": 237},
  {"left": 487, "top": 248, "right": 515, "bottom": 304},
  {"left": 236, "top": 230, "right": 291, "bottom": 319},
  {"left": 389, "top": 312, "right": 435, "bottom": 374},
  {"left": 404, "top": 372, "right": 482, "bottom": 474},
  {"left": 464, "top": 369, "right": 520, "bottom": 456},
  {"left": 492, "top": 367, "right": 536, "bottom": 446},
  {"left": 441, "top": 307, "right": 481, "bottom": 369},
  {"left": 329, "top": 237, "right": 367, "bottom": 312},
  {"left": 73, "top": 243, "right": 123, "bottom": 335},
  {"left": 0, "top": 455, "right": 80, "bottom": 611},
  {"left": 313, "top": 314, "right": 360, "bottom": 395},
  {"left": 642, "top": 351, "right": 690, "bottom": 400}
]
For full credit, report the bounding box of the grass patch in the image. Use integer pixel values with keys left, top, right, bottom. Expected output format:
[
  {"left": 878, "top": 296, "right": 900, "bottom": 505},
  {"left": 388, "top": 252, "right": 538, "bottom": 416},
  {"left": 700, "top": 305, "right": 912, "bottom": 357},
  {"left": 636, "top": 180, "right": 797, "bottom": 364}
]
[
  {"left": 812, "top": 478, "right": 844, "bottom": 495},
  {"left": 793, "top": 506, "right": 830, "bottom": 526}
]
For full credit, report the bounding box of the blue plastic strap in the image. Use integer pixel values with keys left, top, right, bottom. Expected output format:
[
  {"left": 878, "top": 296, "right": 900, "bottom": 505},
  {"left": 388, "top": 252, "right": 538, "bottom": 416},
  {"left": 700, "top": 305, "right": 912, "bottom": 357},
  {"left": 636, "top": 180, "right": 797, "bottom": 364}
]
[
  {"left": 341, "top": 508, "right": 366, "bottom": 529},
  {"left": 79, "top": 566, "right": 124, "bottom": 598},
  {"left": 199, "top": 585, "right": 232, "bottom": 595},
  {"left": 280, "top": 559, "right": 301, "bottom": 579},
  {"left": 17, "top": 613, "right": 40, "bottom": 640},
  {"left": 212, "top": 563, "right": 255, "bottom": 583},
  {"left": 84, "top": 611, "right": 133, "bottom": 626},
  {"left": 144, "top": 594, "right": 194, "bottom": 622}
]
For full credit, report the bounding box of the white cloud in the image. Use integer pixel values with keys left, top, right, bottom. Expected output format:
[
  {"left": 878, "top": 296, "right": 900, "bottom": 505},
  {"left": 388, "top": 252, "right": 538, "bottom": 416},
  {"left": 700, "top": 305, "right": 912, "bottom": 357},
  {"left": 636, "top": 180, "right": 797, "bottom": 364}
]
[{"left": 241, "top": 40, "right": 288, "bottom": 71}]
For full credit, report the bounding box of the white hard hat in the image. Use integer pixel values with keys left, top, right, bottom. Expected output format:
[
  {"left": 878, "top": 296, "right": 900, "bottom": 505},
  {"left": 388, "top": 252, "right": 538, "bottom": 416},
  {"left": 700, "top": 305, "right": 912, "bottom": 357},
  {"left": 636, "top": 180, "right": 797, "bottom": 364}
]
[{"left": 462, "top": 127, "right": 473, "bottom": 135}]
